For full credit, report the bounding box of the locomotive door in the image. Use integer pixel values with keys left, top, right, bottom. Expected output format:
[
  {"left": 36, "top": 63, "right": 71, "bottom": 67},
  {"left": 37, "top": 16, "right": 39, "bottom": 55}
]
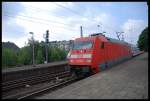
[
  {"left": 103, "top": 42, "right": 108, "bottom": 69},
  {"left": 100, "top": 42, "right": 107, "bottom": 71}
]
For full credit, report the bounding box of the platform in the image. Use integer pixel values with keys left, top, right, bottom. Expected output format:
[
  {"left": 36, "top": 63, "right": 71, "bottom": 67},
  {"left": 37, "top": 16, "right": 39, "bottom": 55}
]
[
  {"left": 2, "top": 61, "right": 67, "bottom": 73},
  {"left": 36, "top": 53, "right": 148, "bottom": 99}
]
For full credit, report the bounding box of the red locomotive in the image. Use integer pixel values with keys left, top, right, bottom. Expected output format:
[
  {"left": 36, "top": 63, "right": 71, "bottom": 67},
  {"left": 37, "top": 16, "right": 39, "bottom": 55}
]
[{"left": 67, "top": 33, "right": 141, "bottom": 76}]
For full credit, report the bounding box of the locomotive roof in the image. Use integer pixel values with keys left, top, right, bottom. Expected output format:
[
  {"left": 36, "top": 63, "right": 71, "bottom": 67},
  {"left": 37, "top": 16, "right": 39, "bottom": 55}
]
[
  {"left": 106, "top": 37, "right": 129, "bottom": 45},
  {"left": 90, "top": 33, "right": 127, "bottom": 44},
  {"left": 75, "top": 36, "right": 95, "bottom": 41},
  {"left": 75, "top": 33, "right": 130, "bottom": 45},
  {"left": 90, "top": 33, "right": 128, "bottom": 45}
]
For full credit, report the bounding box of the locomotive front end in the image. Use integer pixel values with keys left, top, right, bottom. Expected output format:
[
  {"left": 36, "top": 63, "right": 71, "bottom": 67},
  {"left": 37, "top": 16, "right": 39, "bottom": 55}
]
[
  {"left": 67, "top": 37, "right": 94, "bottom": 76},
  {"left": 68, "top": 39, "right": 93, "bottom": 65}
]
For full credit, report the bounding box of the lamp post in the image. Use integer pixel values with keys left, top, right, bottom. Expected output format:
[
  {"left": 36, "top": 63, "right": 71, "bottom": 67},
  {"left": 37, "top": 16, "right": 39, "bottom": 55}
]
[
  {"left": 29, "top": 32, "right": 35, "bottom": 65},
  {"left": 97, "top": 25, "right": 100, "bottom": 33},
  {"left": 80, "top": 26, "right": 83, "bottom": 37}
]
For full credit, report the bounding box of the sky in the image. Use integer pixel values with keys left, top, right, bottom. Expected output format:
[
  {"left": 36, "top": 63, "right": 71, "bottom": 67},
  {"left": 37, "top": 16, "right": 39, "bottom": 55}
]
[{"left": 2, "top": 2, "right": 148, "bottom": 48}]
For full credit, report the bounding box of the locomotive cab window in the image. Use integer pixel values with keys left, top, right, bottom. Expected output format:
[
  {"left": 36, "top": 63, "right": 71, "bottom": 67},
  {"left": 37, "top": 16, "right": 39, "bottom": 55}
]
[
  {"left": 73, "top": 41, "right": 93, "bottom": 50},
  {"left": 101, "top": 42, "right": 104, "bottom": 49}
]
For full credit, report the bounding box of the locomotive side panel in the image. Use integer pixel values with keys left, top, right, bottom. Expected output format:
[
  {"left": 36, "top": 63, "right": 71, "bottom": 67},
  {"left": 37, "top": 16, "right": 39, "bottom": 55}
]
[
  {"left": 97, "top": 41, "right": 107, "bottom": 72},
  {"left": 91, "top": 37, "right": 105, "bottom": 73},
  {"left": 68, "top": 33, "right": 135, "bottom": 76},
  {"left": 90, "top": 37, "right": 99, "bottom": 73},
  {"left": 98, "top": 42, "right": 132, "bottom": 71}
]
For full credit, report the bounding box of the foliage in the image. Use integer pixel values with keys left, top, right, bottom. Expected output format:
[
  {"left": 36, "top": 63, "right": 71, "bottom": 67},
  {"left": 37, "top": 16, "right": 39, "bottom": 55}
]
[
  {"left": 2, "top": 40, "right": 68, "bottom": 68},
  {"left": 2, "top": 41, "right": 20, "bottom": 53},
  {"left": 48, "top": 46, "right": 67, "bottom": 62},
  {"left": 18, "top": 46, "right": 32, "bottom": 65},
  {"left": 2, "top": 48, "right": 18, "bottom": 68},
  {"left": 137, "top": 27, "right": 148, "bottom": 51},
  {"left": 35, "top": 49, "right": 44, "bottom": 64}
]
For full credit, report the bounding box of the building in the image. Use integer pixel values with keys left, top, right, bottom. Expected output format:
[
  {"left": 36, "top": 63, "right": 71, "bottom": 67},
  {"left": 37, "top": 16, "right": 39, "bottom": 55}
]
[{"left": 49, "top": 40, "right": 73, "bottom": 51}]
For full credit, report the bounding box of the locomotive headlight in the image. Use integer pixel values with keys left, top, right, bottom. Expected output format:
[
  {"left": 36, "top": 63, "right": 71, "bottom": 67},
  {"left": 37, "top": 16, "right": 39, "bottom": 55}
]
[
  {"left": 86, "top": 60, "right": 91, "bottom": 62},
  {"left": 70, "top": 54, "right": 78, "bottom": 58},
  {"left": 70, "top": 60, "right": 74, "bottom": 62},
  {"left": 67, "top": 51, "right": 71, "bottom": 59},
  {"left": 82, "top": 54, "right": 92, "bottom": 58},
  {"left": 70, "top": 54, "right": 92, "bottom": 59}
]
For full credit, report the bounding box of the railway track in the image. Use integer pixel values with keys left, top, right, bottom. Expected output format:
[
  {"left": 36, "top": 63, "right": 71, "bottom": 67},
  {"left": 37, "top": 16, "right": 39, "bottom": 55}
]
[
  {"left": 2, "top": 61, "right": 90, "bottom": 99},
  {"left": 2, "top": 61, "right": 72, "bottom": 99},
  {"left": 18, "top": 77, "right": 77, "bottom": 99},
  {"left": 2, "top": 76, "right": 78, "bottom": 99},
  {"left": 2, "top": 71, "right": 70, "bottom": 92},
  {"left": 2, "top": 61, "right": 68, "bottom": 82},
  {"left": 2, "top": 71, "right": 74, "bottom": 99}
]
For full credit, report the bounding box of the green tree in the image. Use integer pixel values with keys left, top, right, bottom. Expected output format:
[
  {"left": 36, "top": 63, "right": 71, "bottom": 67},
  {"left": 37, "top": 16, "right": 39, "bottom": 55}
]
[
  {"left": 2, "top": 40, "right": 68, "bottom": 69},
  {"left": 18, "top": 47, "right": 32, "bottom": 65},
  {"left": 48, "top": 46, "right": 67, "bottom": 62},
  {"left": 138, "top": 27, "right": 148, "bottom": 51},
  {"left": 57, "top": 48, "right": 67, "bottom": 60},
  {"left": 35, "top": 49, "right": 44, "bottom": 64},
  {"left": 51, "top": 47, "right": 61, "bottom": 61},
  {"left": 28, "top": 39, "right": 40, "bottom": 60},
  {"left": 2, "top": 48, "right": 18, "bottom": 68}
]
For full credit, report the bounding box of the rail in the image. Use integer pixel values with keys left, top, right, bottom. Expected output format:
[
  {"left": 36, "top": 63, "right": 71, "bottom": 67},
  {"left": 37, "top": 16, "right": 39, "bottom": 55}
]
[{"left": 2, "top": 61, "right": 71, "bottom": 99}]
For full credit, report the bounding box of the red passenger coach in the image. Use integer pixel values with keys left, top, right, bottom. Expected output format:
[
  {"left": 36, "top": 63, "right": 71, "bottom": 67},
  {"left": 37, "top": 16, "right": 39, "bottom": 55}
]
[{"left": 67, "top": 33, "right": 132, "bottom": 76}]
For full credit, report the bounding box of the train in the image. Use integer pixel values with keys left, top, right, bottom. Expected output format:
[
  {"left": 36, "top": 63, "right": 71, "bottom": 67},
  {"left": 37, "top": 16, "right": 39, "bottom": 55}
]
[
  {"left": 130, "top": 45, "right": 143, "bottom": 57},
  {"left": 67, "top": 33, "right": 143, "bottom": 77}
]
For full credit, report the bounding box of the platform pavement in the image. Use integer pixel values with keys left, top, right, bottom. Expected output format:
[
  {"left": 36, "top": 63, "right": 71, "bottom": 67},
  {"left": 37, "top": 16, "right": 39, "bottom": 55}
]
[{"left": 36, "top": 53, "right": 148, "bottom": 99}]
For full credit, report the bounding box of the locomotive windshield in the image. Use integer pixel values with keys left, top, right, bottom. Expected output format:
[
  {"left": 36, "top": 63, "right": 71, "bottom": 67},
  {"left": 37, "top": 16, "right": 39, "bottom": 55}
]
[{"left": 73, "top": 41, "right": 93, "bottom": 50}]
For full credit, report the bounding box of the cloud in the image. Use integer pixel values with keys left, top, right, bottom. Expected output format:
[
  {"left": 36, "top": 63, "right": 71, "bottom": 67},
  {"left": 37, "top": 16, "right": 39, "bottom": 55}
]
[
  {"left": 2, "top": 2, "right": 25, "bottom": 20},
  {"left": 56, "top": 2, "right": 74, "bottom": 7},
  {"left": 17, "top": 2, "right": 77, "bottom": 37},
  {"left": 14, "top": 10, "right": 80, "bottom": 42},
  {"left": 2, "top": 2, "right": 28, "bottom": 48},
  {"left": 2, "top": 33, "right": 30, "bottom": 48},
  {"left": 20, "top": 2, "right": 58, "bottom": 11},
  {"left": 20, "top": 2, "right": 75, "bottom": 18},
  {"left": 11, "top": 2, "right": 80, "bottom": 45},
  {"left": 2, "top": 2, "right": 117, "bottom": 48},
  {"left": 81, "top": 13, "right": 118, "bottom": 38},
  {"left": 122, "top": 19, "right": 148, "bottom": 45},
  {"left": 2, "top": 2, "right": 148, "bottom": 48},
  {"left": 2, "top": 18, "right": 27, "bottom": 38},
  {"left": 2, "top": 2, "right": 71, "bottom": 48}
]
